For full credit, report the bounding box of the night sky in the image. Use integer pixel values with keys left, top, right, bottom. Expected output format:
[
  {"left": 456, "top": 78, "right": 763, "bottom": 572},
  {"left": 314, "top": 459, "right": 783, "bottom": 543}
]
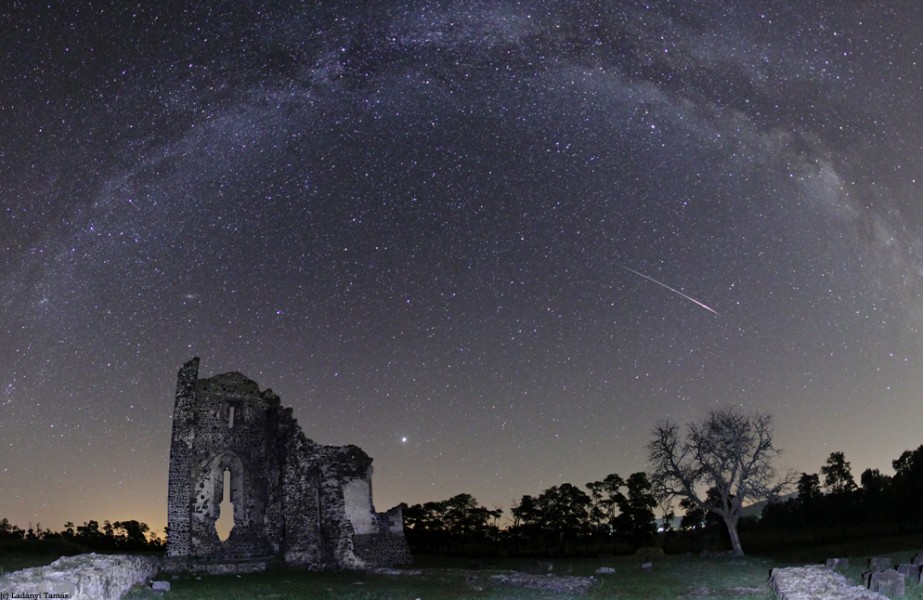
[{"left": 3, "top": 1, "right": 923, "bottom": 535}]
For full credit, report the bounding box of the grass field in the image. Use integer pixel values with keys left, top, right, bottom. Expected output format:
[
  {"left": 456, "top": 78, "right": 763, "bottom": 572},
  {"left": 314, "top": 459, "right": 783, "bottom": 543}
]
[
  {"left": 122, "top": 536, "right": 923, "bottom": 600},
  {"left": 7, "top": 534, "right": 923, "bottom": 599},
  {"left": 120, "top": 554, "right": 774, "bottom": 600}
]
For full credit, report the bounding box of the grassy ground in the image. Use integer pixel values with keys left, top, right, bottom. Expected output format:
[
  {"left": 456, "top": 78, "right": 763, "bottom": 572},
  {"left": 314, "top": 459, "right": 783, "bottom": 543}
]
[
  {"left": 7, "top": 534, "right": 923, "bottom": 599},
  {"left": 123, "top": 554, "right": 776, "bottom": 600}
]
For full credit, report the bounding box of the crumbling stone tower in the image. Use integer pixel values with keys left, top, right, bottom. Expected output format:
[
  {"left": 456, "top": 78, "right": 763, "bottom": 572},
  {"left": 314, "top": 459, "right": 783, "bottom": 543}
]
[{"left": 165, "top": 358, "right": 410, "bottom": 571}]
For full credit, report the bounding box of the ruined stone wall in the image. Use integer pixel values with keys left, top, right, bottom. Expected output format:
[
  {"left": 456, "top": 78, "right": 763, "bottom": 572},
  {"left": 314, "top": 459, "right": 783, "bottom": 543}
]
[
  {"left": 280, "top": 427, "right": 324, "bottom": 566},
  {"left": 165, "top": 357, "right": 411, "bottom": 571},
  {"left": 353, "top": 505, "right": 413, "bottom": 565},
  {"left": 770, "top": 566, "right": 886, "bottom": 600},
  {"left": 185, "top": 372, "right": 278, "bottom": 561},
  {"left": 343, "top": 477, "right": 375, "bottom": 534},
  {"left": 0, "top": 553, "right": 161, "bottom": 600},
  {"left": 165, "top": 357, "right": 200, "bottom": 558},
  {"left": 353, "top": 533, "right": 413, "bottom": 565}
]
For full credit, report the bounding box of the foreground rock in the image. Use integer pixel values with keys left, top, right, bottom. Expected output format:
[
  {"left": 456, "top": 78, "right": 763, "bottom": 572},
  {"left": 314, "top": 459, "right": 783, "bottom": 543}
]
[
  {"left": 0, "top": 553, "right": 162, "bottom": 600},
  {"left": 826, "top": 558, "right": 849, "bottom": 571},
  {"left": 770, "top": 566, "right": 887, "bottom": 600},
  {"left": 868, "top": 569, "right": 904, "bottom": 598},
  {"left": 489, "top": 572, "right": 598, "bottom": 594},
  {"left": 870, "top": 558, "right": 894, "bottom": 572}
]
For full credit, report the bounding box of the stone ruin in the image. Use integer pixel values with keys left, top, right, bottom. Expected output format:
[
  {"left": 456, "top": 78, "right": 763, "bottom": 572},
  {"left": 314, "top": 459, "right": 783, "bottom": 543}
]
[
  {"left": 773, "top": 554, "right": 923, "bottom": 600},
  {"left": 770, "top": 565, "right": 887, "bottom": 600},
  {"left": 165, "top": 357, "right": 411, "bottom": 572},
  {"left": 0, "top": 553, "right": 161, "bottom": 600}
]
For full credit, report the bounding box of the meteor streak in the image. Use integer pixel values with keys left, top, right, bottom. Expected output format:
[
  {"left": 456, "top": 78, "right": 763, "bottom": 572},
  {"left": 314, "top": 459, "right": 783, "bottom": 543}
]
[{"left": 622, "top": 266, "right": 720, "bottom": 316}]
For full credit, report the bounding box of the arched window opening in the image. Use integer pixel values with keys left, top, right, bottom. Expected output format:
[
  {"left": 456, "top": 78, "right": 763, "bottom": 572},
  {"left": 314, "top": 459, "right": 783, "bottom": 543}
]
[{"left": 215, "top": 468, "right": 234, "bottom": 541}]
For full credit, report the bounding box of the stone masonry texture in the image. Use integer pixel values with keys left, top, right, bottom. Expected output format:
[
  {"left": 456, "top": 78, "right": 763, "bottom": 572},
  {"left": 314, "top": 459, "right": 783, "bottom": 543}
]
[
  {"left": 165, "top": 357, "right": 411, "bottom": 571},
  {"left": 770, "top": 566, "right": 887, "bottom": 600},
  {"left": 0, "top": 553, "right": 161, "bottom": 600}
]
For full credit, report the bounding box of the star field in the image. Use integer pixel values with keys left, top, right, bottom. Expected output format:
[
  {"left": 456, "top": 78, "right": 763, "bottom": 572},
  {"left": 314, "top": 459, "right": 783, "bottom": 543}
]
[{"left": 2, "top": 1, "right": 923, "bottom": 533}]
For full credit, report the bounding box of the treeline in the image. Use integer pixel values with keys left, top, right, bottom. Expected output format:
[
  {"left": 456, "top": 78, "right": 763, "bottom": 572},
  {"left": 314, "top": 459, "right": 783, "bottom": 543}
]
[
  {"left": 402, "top": 444, "right": 923, "bottom": 557},
  {"left": 401, "top": 472, "right": 660, "bottom": 556},
  {"left": 755, "top": 445, "right": 923, "bottom": 541},
  {"left": 0, "top": 517, "right": 164, "bottom": 555}
]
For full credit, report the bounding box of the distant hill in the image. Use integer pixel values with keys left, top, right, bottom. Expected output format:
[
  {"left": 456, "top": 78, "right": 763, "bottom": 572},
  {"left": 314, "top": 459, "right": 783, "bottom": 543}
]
[
  {"left": 659, "top": 492, "right": 799, "bottom": 530},
  {"left": 741, "top": 492, "right": 798, "bottom": 518}
]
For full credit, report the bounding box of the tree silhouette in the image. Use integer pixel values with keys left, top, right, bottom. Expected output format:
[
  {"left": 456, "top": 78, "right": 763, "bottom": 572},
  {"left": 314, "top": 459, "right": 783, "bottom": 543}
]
[
  {"left": 860, "top": 468, "right": 891, "bottom": 496},
  {"left": 441, "top": 493, "right": 501, "bottom": 548},
  {"left": 797, "top": 473, "right": 821, "bottom": 501},
  {"left": 510, "top": 494, "right": 542, "bottom": 553},
  {"left": 401, "top": 500, "right": 449, "bottom": 550},
  {"left": 892, "top": 445, "right": 923, "bottom": 516},
  {"left": 586, "top": 474, "right": 625, "bottom": 541},
  {"left": 402, "top": 493, "right": 501, "bottom": 553},
  {"left": 76, "top": 520, "right": 104, "bottom": 546},
  {"left": 648, "top": 407, "right": 793, "bottom": 556},
  {"left": 113, "top": 520, "right": 151, "bottom": 549},
  {"left": 510, "top": 483, "right": 592, "bottom": 555},
  {"left": 821, "top": 451, "right": 857, "bottom": 494},
  {"left": 678, "top": 491, "right": 729, "bottom": 552},
  {"left": 612, "top": 472, "right": 657, "bottom": 549},
  {"left": 535, "top": 483, "right": 591, "bottom": 554},
  {"left": 0, "top": 516, "right": 160, "bottom": 554},
  {"left": 679, "top": 497, "right": 707, "bottom": 531}
]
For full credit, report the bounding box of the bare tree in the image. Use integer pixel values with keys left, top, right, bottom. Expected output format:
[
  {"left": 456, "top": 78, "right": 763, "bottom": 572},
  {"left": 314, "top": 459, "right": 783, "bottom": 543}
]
[{"left": 647, "top": 407, "right": 793, "bottom": 556}]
